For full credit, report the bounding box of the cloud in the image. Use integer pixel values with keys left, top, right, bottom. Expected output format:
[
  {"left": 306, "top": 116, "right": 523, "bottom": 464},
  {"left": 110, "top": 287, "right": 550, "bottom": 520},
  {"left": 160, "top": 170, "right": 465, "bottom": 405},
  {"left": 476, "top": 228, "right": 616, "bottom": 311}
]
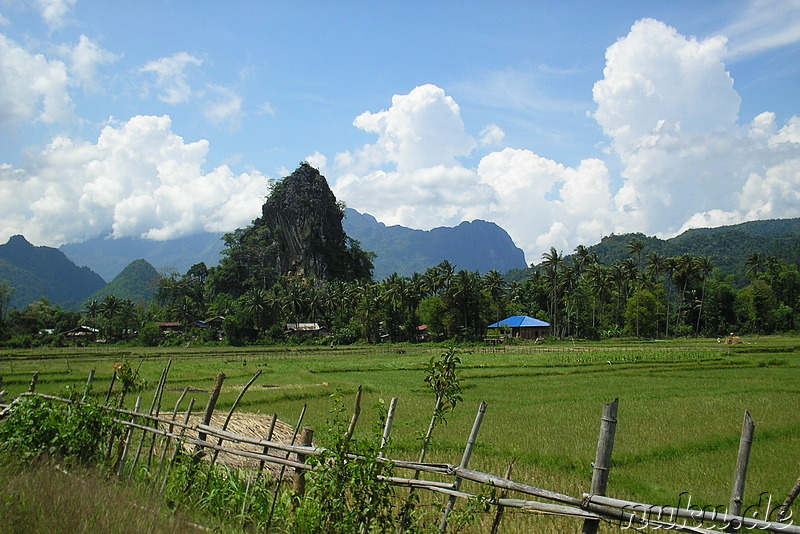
[
  {"left": 593, "top": 18, "right": 800, "bottom": 239},
  {"left": 330, "top": 84, "right": 614, "bottom": 261},
  {"left": 351, "top": 84, "right": 476, "bottom": 173},
  {"left": 330, "top": 17, "right": 800, "bottom": 264},
  {"left": 60, "top": 34, "right": 120, "bottom": 92},
  {"left": 36, "top": 0, "right": 76, "bottom": 31},
  {"left": 203, "top": 83, "right": 243, "bottom": 128},
  {"left": 141, "top": 52, "right": 203, "bottom": 105},
  {"left": 722, "top": 0, "right": 800, "bottom": 59},
  {"left": 0, "top": 33, "right": 73, "bottom": 128},
  {"left": 479, "top": 124, "right": 505, "bottom": 146},
  {"left": 0, "top": 115, "right": 271, "bottom": 246}
]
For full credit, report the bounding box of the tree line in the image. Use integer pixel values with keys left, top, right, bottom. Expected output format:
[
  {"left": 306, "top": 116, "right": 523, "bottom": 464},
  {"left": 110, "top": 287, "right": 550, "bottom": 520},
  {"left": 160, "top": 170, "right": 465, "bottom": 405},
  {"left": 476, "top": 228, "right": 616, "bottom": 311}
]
[{"left": 0, "top": 236, "right": 797, "bottom": 347}]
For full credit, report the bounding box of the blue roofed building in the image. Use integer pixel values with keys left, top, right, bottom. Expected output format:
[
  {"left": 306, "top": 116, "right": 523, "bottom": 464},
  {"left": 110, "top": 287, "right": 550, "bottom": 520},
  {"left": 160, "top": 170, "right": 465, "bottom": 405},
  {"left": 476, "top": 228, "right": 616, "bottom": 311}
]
[{"left": 487, "top": 315, "right": 551, "bottom": 340}]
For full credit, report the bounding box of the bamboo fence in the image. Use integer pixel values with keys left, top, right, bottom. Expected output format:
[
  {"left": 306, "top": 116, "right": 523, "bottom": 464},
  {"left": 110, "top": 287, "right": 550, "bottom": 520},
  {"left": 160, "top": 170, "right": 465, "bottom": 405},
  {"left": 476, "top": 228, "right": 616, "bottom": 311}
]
[{"left": 1, "top": 369, "right": 799, "bottom": 534}]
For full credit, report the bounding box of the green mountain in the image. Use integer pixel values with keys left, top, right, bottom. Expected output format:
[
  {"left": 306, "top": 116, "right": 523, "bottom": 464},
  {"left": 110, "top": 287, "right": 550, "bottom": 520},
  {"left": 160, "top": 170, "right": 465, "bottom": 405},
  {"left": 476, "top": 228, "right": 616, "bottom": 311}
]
[
  {"left": 515, "top": 218, "right": 800, "bottom": 286},
  {"left": 0, "top": 235, "right": 106, "bottom": 310},
  {"left": 88, "top": 259, "right": 162, "bottom": 304},
  {"left": 342, "top": 209, "right": 527, "bottom": 280}
]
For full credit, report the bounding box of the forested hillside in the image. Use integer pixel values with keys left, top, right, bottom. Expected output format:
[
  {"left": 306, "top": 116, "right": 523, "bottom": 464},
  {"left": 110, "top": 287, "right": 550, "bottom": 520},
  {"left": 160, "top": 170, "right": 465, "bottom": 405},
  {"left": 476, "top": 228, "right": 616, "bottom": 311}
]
[{"left": 0, "top": 235, "right": 106, "bottom": 311}]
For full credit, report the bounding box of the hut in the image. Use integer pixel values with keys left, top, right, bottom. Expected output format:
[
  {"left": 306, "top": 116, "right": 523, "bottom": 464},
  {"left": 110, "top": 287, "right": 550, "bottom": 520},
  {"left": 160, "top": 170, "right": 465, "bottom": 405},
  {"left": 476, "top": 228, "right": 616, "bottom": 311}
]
[{"left": 487, "top": 315, "right": 550, "bottom": 340}]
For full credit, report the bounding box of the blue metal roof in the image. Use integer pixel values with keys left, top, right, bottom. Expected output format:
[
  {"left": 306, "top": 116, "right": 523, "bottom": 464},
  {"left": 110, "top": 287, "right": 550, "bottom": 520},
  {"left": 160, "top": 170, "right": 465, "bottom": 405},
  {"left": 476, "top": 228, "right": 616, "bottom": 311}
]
[{"left": 487, "top": 315, "right": 550, "bottom": 328}]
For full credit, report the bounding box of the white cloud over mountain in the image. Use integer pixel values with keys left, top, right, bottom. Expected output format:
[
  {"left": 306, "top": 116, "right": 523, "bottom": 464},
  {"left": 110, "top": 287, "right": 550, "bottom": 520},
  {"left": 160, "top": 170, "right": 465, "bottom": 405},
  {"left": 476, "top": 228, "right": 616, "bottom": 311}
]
[
  {"left": 0, "top": 15, "right": 798, "bottom": 267},
  {"left": 0, "top": 115, "right": 269, "bottom": 245},
  {"left": 329, "top": 18, "right": 800, "bottom": 263}
]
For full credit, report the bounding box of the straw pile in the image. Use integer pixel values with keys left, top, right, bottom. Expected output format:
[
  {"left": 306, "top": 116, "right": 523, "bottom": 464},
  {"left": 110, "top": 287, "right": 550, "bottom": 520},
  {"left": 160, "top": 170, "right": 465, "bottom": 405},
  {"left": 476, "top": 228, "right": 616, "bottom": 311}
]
[{"left": 168, "top": 412, "right": 300, "bottom": 477}]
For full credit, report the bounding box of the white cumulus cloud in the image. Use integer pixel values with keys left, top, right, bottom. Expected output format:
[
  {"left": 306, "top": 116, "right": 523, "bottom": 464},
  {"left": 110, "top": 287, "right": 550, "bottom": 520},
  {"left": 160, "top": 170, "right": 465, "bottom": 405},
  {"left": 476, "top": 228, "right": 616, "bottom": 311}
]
[
  {"left": 0, "top": 33, "right": 73, "bottom": 128},
  {"left": 60, "top": 34, "right": 120, "bottom": 92},
  {"left": 141, "top": 52, "right": 203, "bottom": 105},
  {"left": 0, "top": 115, "right": 270, "bottom": 246}
]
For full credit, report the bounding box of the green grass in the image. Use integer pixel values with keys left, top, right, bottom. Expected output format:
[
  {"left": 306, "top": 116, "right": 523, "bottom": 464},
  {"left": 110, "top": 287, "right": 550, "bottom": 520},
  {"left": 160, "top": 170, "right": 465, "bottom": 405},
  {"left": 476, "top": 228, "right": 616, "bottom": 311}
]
[{"left": 1, "top": 336, "right": 798, "bottom": 532}]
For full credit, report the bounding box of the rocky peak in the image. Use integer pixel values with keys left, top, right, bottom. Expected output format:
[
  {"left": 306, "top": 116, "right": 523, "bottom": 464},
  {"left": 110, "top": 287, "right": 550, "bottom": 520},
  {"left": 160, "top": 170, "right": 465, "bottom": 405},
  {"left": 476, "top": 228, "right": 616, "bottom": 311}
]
[{"left": 251, "top": 163, "right": 372, "bottom": 282}]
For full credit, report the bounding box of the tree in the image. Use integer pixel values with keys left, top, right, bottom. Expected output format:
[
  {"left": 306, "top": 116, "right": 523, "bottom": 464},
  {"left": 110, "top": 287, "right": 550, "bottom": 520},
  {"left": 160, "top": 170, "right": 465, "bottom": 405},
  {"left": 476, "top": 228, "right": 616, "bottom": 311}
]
[
  {"left": 541, "top": 248, "right": 563, "bottom": 337},
  {"left": 694, "top": 256, "right": 715, "bottom": 334},
  {"left": 626, "top": 238, "right": 644, "bottom": 337}
]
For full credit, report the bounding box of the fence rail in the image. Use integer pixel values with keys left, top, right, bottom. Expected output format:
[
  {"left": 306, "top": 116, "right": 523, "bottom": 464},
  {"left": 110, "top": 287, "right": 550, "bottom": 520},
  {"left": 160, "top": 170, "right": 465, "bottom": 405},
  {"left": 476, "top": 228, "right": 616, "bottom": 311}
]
[{"left": 1, "top": 368, "right": 799, "bottom": 533}]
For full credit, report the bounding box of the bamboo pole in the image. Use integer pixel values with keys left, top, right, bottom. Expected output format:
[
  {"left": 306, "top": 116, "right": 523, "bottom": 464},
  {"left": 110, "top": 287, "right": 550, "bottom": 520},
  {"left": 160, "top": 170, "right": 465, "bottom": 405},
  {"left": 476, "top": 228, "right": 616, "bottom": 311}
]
[
  {"left": 116, "top": 396, "right": 142, "bottom": 479},
  {"left": 439, "top": 401, "right": 488, "bottom": 533},
  {"left": 726, "top": 411, "right": 755, "bottom": 533},
  {"left": 265, "top": 403, "right": 307, "bottom": 532},
  {"left": 153, "top": 386, "right": 188, "bottom": 490},
  {"left": 104, "top": 370, "right": 116, "bottom": 404},
  {"left": 779, "top": 476, "right": 800, "bottom": 521},
  {"left": 490, "top": 459, "right": 516, "bottom": 534},
  {"left": 207, "top": 370, "right": 261, "bottom": 471},
  {"left": 292, "top": 427, "right": 314, "bottom": 505},
  {"left": 582, "top": 397, "right": 619, "bottom": 534},
  {"left": 585, "top": 494, "right": 800, "bottom": 534},
  {"left": 160, "top": 398, "right": 195, "bottom": 495},
  {"left": 146, "top": 359, "right": 172, "bottom": 467},
  {"left": 82, "top": 369, "right": 95, "bottom": 402},
  {"left": 28, "top": 372, "right": 39, "bottom": 392},
  {"left": 379, "top": 397, "right": 398, "bottom": 458},
  {"left": 131, "top": 365, "right": 168, "bottom": 476}
]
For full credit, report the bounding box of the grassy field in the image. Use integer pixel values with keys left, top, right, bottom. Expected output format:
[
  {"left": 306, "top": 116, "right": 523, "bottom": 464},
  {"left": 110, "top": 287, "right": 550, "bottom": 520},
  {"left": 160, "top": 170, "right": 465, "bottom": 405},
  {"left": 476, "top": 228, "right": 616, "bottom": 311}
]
[{"left": 1, "top": 336, "right": 798, "bottom": 532}]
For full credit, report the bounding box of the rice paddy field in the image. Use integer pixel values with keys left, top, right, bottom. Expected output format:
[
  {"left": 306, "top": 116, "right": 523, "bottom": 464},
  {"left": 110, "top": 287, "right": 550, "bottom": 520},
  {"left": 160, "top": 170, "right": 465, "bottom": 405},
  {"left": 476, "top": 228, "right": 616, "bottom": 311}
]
[{"left": 1, "top": 336, "right": 798, "bottom": 532}]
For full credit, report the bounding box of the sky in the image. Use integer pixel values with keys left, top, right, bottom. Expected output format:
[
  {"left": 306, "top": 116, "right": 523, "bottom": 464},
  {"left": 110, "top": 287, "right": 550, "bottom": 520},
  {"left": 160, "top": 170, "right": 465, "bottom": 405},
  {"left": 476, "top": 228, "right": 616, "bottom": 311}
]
[{"left": 1, "top": 1, "right": 799, "bottom": 266}]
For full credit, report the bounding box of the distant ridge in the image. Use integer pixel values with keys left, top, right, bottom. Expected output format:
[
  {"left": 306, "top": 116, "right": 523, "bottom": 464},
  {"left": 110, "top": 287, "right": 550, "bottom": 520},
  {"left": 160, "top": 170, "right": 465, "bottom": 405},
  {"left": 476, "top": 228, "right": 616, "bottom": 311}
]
[
  {"left": 343, "top": 209, "right": 527, "bottom": 280},
  {"left": 61, "top": 232, "right": 225, "bottom": 282},
  {"left": 59, "top": 211, "right": 528, "bottom": 282},
  {"left": 514, "top": 217, "right": 800, "bottom": 287},
  {"left": 0, "top": 235, "right": 106, "bottom": 310}
]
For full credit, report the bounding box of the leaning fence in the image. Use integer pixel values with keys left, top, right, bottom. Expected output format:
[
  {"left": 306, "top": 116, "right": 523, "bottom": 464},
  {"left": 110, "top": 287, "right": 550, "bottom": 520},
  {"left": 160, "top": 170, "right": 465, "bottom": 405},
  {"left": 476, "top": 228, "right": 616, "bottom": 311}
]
[{"left": 1, "top": 368, "right": 799, "bottom": 534}]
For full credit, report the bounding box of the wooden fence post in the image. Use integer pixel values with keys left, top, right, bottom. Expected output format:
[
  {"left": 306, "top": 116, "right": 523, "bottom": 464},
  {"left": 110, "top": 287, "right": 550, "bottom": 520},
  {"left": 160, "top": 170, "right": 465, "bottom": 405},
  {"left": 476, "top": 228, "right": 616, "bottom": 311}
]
[
  {"left": 439, "top": 401, "right": 488, "bottom": 534},
  {"left": 28, "top": 372, "right": 39, "bottom": 392},
  {"left": 291, "top": 426, "right": 314, "bottom": 510},
  {"left": 82, "top": 369, "right": 95, "bottom": 402},
  {"left": 379, "top": 397, "right": 399, "bottom": 458},
  {"left": 116, "top": 396, "right": 142, "bottom": 478},
  {"left": 490, "top": 459, "right": 516, "bottom": 534},
  {"left": 582, "top": 398, "right": 619, "bottom": 534},
  {"left": 727, "top": 411, "right": 755, "bottom": 533}
]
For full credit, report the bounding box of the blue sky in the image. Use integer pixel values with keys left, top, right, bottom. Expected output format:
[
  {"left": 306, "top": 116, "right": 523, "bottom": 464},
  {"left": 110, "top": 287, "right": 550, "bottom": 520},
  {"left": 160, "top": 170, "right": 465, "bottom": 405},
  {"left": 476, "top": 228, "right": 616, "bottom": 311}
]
[{"left": 1, "top": 1, "right": 799, "bottom": 266}]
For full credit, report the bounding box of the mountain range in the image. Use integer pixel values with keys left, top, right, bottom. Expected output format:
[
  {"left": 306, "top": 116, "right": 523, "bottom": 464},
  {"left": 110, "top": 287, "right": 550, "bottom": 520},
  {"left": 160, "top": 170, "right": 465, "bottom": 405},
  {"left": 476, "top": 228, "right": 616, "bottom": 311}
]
[
  {"left": 58, "top": 208, "right": 529, "bottom": 282},
  {"left": 3, "top": 216, "right": 799, "bottom": 311}
]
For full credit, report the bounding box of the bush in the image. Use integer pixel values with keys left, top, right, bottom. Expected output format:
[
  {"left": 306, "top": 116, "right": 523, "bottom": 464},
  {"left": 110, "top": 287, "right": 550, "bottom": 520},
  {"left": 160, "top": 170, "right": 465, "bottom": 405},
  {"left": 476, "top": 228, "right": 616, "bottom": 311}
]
[{"left": 0, "top": 393, "right": 116, "bottom": 465}]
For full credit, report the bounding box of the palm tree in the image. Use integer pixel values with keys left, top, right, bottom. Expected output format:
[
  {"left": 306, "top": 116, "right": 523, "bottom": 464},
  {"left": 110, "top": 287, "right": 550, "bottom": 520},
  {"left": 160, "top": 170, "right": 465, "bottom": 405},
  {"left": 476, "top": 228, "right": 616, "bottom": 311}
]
[
  {"left": 541, "top": 248, "right": 563, "bottom": 337},
  {"left": 626, "top": 238, "right": 645, "bottom": 337},
  {"left": 745, "top": 253, "right": 766, "bottom": 279},
  {"left": 674, "top": 254, "right": 698, "bottom": 329},
  {"left": 694, "top": 256, "right": 715, "bottom": 334},
  {"left": 482, "top": 270, "right": 506, "bottom": 323},
  {"left": 662, "top": 257, "right": 677, "bottom": 336}
]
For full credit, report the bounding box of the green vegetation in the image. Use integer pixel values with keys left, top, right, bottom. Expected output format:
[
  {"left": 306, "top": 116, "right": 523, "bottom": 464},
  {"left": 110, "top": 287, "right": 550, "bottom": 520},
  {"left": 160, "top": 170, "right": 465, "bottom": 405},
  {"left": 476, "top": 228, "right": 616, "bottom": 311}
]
[{"left": 1, "top": 338, "right": 797, "bottom": 532}]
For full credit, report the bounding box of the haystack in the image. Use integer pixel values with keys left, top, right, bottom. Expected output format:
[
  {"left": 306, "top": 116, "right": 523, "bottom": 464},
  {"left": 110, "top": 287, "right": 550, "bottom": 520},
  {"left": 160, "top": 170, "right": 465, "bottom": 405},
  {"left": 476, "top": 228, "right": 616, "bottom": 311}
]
[{"left": 167, "top": 412, "right": 300, "bottom": 478}]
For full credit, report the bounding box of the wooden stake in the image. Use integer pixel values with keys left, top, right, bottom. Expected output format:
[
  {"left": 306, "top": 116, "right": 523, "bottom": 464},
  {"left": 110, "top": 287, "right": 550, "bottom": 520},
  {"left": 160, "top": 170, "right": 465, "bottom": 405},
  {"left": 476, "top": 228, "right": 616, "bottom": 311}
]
[
  {"left": 581, "top": 398, "right": 619, "bottom": 534},
  {"left": 82, "top": 369, "right": 95, "bottom": 402},
  {"left": 727, "top": 411, "right": 755, "bottom": 533},
  {"left": 28, "top": 372, "right": 39, "bottom": 392},
  {"left": 779, "top": 475, "right": 800, "bottom": 521},
  {"left": 490, "top": 459, "right": 516, "bottom": 534},
  {"left": 116, "top": 396, "right": 142, "bottom": 479},
  {"left": 160, "top": 398, "right": 195, "bottom": 495},
  {"left": 439, "top": 401, "right": 488, "bottom": 533},
  {"left": 292, "top": 427, "right": 315, "bottom": 502},
  {"left": 379, "top": 397, "right": 398, "bottom": 458},
  {"left": 208, "top": 370, "right": 261, "bottom": 470}
]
